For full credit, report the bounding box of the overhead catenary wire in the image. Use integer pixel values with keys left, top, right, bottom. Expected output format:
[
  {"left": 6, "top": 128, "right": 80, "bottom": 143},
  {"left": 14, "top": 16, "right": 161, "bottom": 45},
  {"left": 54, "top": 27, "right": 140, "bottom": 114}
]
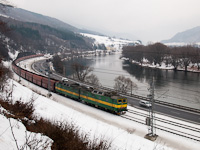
[
  {"left": 64, "top": 63, "right": 200, "bottom": 83},
  {"left": 65, "top": 64, "right": 200, "bottom": 94}
]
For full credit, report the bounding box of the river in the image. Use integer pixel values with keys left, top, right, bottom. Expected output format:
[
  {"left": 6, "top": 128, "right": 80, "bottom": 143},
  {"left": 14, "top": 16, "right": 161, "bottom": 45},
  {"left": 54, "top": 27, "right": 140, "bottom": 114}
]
[{"left": 65, "top": 52, "right": 200, "bottom": 109}]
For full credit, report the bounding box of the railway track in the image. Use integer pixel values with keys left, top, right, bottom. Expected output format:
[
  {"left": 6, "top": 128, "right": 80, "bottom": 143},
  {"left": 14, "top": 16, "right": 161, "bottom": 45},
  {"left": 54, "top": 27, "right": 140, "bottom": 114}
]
[
  {"left": 121, "top": 109, "right": 200, "bottom": 142},
  {"left": 128, "top": 109, "right": 200, "bottom": 132}
]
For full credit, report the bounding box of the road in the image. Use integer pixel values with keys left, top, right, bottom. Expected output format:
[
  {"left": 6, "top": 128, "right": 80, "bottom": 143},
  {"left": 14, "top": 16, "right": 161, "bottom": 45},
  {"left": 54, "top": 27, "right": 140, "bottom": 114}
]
[
  {"left": 127, "top": 98, "right": 200, "bottom": 124},
  {"left": 32, "top": 59, "right": 200, "bottom": 124}
]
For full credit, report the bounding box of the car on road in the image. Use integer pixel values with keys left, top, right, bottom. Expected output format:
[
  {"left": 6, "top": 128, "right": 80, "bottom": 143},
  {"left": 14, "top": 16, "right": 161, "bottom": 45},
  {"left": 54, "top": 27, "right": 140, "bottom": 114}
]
[
  {"left": 139, "top": 100, "right": 152, "bottom": 108},
  {"left": 62, "top": 77, "right": 68, "bottom": 82}
]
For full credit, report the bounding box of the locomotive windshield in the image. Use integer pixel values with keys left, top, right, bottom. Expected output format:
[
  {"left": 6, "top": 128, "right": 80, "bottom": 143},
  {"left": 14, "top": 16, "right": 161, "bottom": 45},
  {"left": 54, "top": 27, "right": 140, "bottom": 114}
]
[{"left": 123, "top": 99, "right": 127, "bottom": 103}]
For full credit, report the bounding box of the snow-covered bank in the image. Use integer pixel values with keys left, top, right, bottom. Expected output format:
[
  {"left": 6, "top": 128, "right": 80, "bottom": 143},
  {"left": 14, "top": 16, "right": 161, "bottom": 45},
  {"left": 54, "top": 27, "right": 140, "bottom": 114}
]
[
  {"left": 122, "top": 58, "right": 200, "bottom": 73},
  {"left": 0, "top": 106, "right": 52, "bottom": 150}
]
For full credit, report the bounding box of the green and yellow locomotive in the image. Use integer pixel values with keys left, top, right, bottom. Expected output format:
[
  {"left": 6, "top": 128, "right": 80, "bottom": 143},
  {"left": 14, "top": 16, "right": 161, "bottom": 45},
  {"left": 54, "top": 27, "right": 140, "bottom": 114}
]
[{"left": 55, "top": 80, "right": 127, "bottom": 115}]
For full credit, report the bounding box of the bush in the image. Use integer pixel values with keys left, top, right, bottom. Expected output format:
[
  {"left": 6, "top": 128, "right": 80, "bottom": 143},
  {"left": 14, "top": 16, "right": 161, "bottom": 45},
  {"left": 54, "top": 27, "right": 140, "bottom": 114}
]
[
  {"left": 0, "top": 98, "right": 111, "bottom": 150},
  {"left": 0, "top": 98, "right": 35, "bottom": 120},
  {"left": 27, "top": 119, "right": 111, "bottom": 150}
]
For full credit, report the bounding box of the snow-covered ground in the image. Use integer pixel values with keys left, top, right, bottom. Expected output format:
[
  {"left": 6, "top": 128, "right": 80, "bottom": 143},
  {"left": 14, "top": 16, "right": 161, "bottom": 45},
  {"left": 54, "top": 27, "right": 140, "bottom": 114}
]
[
  {"left": 0, "top": 58, "right": 199, "bottom": 150},
  {"left": 81, "top": 33, "right": 139, "bottom": 50},
  {"left": 122, "top": 57, "right": 200, "bottom": 73},
  {"left": 164, "top": 42, "right": 200, "bottom": 47},
  {"left": 0, "top": 93, "right": 53, "bottom": 150}
]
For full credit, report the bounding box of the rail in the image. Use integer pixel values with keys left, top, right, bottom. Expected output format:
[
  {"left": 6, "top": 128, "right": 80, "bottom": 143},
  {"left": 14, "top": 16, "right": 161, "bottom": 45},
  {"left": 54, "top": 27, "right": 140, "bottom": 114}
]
[
  {"left": 122, "top": 109, "right": 200, "bottom": 142},
  {"left": 76, "top": 80, "right": 200, "bottom": 114},
  {"left": 98, "top": 86, "right": 200, "bottom": 114}
]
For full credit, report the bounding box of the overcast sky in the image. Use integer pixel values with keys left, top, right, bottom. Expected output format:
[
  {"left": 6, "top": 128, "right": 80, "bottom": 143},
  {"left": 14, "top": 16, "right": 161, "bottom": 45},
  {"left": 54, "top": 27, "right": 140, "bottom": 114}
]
[{"left": 8, "top": 0, "right": 200, "bottom": 43}]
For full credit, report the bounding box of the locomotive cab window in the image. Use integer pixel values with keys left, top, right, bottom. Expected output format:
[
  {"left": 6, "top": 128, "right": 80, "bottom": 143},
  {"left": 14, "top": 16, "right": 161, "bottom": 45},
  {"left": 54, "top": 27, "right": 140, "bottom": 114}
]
[
  {"left": 123, "top": 99, "right": 127, "bottom": 103},
  {"left": 93, "top": 90, "right": 98, "bottom": 94},
  {"left": 118, "top": 99, "right": 122, "bottom": 103},
  {"left": 98, "top": 91, "right": 103, "bottom": 95}
]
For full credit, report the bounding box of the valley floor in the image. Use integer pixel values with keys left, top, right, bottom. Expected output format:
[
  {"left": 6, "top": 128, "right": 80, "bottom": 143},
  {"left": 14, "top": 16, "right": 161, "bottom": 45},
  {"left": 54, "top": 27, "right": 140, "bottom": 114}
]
[{"left": 0, "top": 59, "right": 199, "bottom": 150}]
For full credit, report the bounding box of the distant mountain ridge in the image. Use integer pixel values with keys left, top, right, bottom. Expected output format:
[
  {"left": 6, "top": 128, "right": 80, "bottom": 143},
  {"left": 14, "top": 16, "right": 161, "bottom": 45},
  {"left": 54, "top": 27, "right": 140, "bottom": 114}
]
[
  {"left": 162, "top": 26, "right": 200, "bottom": 43},
  {"left": 0, "top": 6, "right": 78, "bottom": 32},
  {"left": 0, "top": 4, "right": 103, "bottom": 36},
  {"left": 0, "top": 4, "right": 98, "bottom": 59}
]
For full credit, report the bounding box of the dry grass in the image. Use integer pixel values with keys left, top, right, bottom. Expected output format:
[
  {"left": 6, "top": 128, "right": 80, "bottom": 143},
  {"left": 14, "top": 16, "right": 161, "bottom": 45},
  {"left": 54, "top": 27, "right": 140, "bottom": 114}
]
[{"left": 0, "top": 98, "right": 112, "bottom": 150}]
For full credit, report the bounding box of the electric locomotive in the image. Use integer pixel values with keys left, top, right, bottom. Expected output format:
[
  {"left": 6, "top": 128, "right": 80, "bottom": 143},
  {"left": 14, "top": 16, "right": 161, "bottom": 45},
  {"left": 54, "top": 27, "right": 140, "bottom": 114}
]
[{"left": 55, "top": 80, "right": 127, "bottom": 114}]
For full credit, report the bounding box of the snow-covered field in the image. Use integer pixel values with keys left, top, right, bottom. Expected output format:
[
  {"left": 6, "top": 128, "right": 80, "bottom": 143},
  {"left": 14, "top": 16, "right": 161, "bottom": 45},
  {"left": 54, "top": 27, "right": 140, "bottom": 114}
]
[
  {"left": 0, "top": 58, "right": 199, "bottom": 150},
  {"left": 81, "top": 33, "right": 139, "bottom": 50}
]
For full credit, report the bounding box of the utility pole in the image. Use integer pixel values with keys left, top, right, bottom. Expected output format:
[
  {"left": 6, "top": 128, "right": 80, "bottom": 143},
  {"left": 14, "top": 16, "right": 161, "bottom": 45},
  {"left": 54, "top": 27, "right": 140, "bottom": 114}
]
[
  {"left": 63, "top": 65, "right": 66, "bottom": 77},
  {"left": 47, "top": 61, "right": 51, "bottom": 97},
  {"left": 18, "top": 62, "right": 21, "bottom": 82},
  {"left": 145, "top": 77, "right": 157, "bottom": 141}
]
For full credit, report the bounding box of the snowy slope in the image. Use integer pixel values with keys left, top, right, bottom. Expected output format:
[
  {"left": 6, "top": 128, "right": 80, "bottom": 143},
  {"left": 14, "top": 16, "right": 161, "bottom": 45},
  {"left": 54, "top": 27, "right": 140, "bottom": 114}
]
[
  {"left": 0, "top": 107, "right": 52, "bottom": 150},
  {"left": 162, "top": 26, "right": 200, "bottom": 43},
  {"left": 81, "top": 33, "right": 140, "bottom": 50},
  {"left": 0, "top": 59, "right": 199, "bottom": 150}
]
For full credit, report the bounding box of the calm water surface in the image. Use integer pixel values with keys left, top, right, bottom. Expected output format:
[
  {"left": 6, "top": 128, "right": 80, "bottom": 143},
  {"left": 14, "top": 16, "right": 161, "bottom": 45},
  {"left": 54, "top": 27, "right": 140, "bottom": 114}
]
[{"left": 65, "top": 52, "right": 200, "bottom": 109}]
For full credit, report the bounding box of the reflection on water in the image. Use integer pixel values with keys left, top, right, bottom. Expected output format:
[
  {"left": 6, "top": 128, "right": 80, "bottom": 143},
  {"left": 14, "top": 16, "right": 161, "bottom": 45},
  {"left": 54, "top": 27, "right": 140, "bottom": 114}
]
[
  {"left": 123, "top": 60, "right": 200, "bottom": 109},
  {"left": 65, "top": 53, "right": 200, "bottom": 109},
  {"left": 123, "top": 61, "right": 200, "bottom": 88}
]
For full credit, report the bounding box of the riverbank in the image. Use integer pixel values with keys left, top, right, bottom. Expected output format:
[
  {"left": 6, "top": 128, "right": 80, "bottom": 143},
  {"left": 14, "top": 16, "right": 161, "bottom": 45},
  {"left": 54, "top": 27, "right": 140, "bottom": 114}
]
[{"left": 121, "top": 58, "right": 200, "bottom": 73}]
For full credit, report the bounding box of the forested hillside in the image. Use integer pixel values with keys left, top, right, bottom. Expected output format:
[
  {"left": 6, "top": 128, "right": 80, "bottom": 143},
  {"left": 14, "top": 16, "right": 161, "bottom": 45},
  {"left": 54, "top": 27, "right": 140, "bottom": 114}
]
[{"left": 0, "top": 16, "right": 94, "bottom": 60}]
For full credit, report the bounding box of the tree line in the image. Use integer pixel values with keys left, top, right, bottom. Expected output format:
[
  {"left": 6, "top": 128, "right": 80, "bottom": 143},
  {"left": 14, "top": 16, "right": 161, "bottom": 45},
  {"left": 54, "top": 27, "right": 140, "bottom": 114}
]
[{"left": 122, "top": 43, "right": 200, "bottom": 71}]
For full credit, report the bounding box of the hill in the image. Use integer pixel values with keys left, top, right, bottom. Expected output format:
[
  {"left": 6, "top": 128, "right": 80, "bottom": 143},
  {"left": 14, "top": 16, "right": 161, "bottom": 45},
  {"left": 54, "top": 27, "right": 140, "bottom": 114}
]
[
  {"left": 0, "top": 4, "right": 138, "bottom": 60},
  {"left": 162, "top": 26, "right": 200, "bottom": 44},
  {"left": 0, "top": 4, "right": 97, "bottom": 59},
  {"left": 0, "top": 4, "right": 103, "bottom": 36},
  {"left": 0, "top": 5, "right": 78, "bottom": 32},
  {"left": 0, "top": 16, "right": 94, "bottom": 54}
]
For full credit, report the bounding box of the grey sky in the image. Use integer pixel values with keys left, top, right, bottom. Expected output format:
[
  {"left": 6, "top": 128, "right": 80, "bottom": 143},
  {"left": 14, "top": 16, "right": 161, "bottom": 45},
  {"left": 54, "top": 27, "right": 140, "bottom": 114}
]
[{"left": 8, "top": 0, "right": 200, "bottom": 43}]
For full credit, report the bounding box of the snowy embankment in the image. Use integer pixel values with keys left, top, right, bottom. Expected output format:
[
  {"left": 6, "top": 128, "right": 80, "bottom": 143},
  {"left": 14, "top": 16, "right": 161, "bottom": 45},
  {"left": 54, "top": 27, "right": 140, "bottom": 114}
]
[
  {"left": 122, "top": 57, "right": 200, "bottom": 73},
  {"left": 0, "top": 111, "right": 52, "bottom": 150},
  {"left": 0, "top": 58, "right": 199, "bottom": 150}
]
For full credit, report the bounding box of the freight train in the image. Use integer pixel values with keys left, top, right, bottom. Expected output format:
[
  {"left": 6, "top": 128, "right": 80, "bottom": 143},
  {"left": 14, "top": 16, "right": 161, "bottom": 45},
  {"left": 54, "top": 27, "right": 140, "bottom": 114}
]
[{"left": 12, "top": 54, "right": 127, "bottom": 115}]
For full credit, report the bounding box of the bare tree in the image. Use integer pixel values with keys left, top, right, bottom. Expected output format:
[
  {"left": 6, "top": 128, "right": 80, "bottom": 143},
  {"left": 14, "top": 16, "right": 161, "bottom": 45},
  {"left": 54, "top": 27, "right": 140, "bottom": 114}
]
[
  {"left": 178, "top": 46, "right": 193, "bottom": 71},
  {"left": 71, "top": 63, "right": 93, "bottom": 82},
  {"left": 52, "top": 55, "right": 64, "bottom": 74},
  {"left": 191, "top": 47, "right": 200, "bottom": 70},
  {"left": 169, "top": 47, "right": 180, "bottom": 71},
  {"left": 148, "top": 43, "right": 168, "bottom": 66},
  {"left": 114, "top": 75, "right": 137, "bottom": 94},
  {"left": 85, "top": 73, "right": 101, "bottom": 86},
  {"left": 0, "top": 60, "right": 12, "bottom": 91}
]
